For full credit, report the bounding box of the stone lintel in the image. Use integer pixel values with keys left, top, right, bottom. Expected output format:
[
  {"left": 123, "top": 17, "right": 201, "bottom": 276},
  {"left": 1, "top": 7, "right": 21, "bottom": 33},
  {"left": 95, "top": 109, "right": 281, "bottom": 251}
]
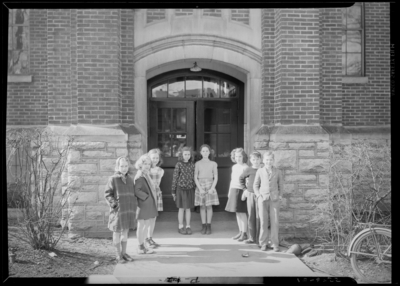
[
  {"left": 344, "top": 126, "right": 391, "bottom": 141},
  {"left": 321, "top": 125, "right": 351, "bottom": 145}
]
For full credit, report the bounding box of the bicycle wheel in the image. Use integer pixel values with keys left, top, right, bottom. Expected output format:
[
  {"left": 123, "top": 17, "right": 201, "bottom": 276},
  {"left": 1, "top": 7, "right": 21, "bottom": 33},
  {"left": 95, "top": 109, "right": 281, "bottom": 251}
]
[{"left": 350, "top": 228, "right": 391, "bottom": 283}]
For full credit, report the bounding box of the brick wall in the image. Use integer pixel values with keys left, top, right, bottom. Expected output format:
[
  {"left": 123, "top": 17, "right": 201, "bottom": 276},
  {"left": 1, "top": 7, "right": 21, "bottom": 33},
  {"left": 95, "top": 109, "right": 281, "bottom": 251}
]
[
  {"left": 175, "top": 9, "right": 194, "bottom": 17},
  {"left": 7, "top": 9, "right": 48, "bottom": 125},
  {"left": 261, "top": 9, "right": 275, "bottom": 125},
  {"left": 320, "top": 8, "right": 342, "bottom": 126},
  {"left": 342, "top": 2, "right": 390, "bottom": 126},
  {"left": 76, "top": 9, "right": 121, "bottom": 124},
  {"left": 146, "top": 9, "right": 166, "bottom": 24},
  {"left": 121, "top": 9, "right": 135, "bottom": 124},
  {"left": 231, "top": 9, "right": 250, "bottom": 25},
  {"left": 203, "top": 9, "right": 222, "bottom": 17},
  {"left": 47, "top": 9, "right": 72, "bottom": 124},
  {"left": 274, "top": 9, "right": 321, "bottom": 125}
]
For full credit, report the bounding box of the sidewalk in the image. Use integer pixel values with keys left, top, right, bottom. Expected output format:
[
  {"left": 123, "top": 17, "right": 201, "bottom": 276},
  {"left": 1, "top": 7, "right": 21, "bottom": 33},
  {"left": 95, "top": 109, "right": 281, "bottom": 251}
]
[{"left": 87, "top": 212, "right": 329, "bottom": 284}]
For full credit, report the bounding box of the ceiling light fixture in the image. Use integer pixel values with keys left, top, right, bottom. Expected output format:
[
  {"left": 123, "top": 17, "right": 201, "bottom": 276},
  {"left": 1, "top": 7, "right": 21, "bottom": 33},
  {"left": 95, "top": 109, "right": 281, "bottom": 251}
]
[{"left": 190, "top": 62, "right": 202, "bottom": 72}]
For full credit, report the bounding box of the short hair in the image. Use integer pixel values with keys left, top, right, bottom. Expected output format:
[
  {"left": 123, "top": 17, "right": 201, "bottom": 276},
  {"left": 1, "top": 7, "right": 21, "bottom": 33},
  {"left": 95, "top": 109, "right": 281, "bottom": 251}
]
[
  {"left": 198, "top": 144, "right": 215, "bottom": 161},
  {"left": 249, "top": 151, "right": 262, "bottom": 160},
  {"left": 135, "top": 154, "right": 151, "bottom": 170},
  {"left": 148, "top": 148, "right": 163, "bottom": 166},
  {"left": 230, "top": 148, "right": 248, "bottom": 163},
  {"left": 115, "top": 156, "right": 130, "bottom": 172},
  {"left": 263, "top": 150, "right": 275, "bottom": 160},
  {"left": 177, "top": 146, "right": 195, "bottom": 163}
]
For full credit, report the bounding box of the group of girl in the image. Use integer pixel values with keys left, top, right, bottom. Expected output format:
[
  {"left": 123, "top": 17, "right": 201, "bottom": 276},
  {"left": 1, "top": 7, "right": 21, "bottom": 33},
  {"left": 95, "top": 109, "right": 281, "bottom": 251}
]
[{"left": 104, "top": 145, "right": 283, "bottom": 264}]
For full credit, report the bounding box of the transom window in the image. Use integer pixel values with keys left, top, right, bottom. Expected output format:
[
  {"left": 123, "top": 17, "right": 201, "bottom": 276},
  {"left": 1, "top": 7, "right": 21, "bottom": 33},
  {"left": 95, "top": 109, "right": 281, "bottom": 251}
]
[
  {"left": 342, "top": 2, "right": 364, "bottom": 76},
  {"left": 151, "top": 76, "right": 237, "bottom": 98}
]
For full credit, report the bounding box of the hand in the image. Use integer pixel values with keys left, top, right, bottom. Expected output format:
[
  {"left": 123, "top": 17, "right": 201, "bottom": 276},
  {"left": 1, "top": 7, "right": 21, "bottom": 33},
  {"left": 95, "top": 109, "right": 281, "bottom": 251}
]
[
  {"left": 209, "top": 188, "right": 216, "bottom": 194},
  {"left": 244, "top": 190, "right": 249, "bottom": 198},
  {"left": 157, "top": 191, "right": 162, "bottom": 198},
  {"left": 111, "top": 201, "right": 118, "bottom": 209},
  {"left": 200, "top": 188, "right": 207, "bottom": 195},
  {"left": 172, "top": 194, "right": 176, "bottom": 201}
]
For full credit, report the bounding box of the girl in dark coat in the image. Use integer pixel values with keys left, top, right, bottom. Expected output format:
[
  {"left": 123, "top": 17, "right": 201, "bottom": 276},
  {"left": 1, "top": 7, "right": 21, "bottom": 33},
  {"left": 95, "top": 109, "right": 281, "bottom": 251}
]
[
  {"left": 134, "top": 154, "right": 158, "bottom": 254},
  {"left": 104, "top": 156, "right": 136, "bottom": 263}
]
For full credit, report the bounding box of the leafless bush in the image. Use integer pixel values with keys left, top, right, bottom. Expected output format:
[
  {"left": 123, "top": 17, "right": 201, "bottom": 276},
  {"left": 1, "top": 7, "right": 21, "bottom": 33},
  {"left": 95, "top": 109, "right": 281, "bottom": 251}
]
[
  {"left": 6, "top": 128, "right": 76, "bottom": 250},
  {"left": 310, "top": 141, "right": 391, "bottom": 258}
]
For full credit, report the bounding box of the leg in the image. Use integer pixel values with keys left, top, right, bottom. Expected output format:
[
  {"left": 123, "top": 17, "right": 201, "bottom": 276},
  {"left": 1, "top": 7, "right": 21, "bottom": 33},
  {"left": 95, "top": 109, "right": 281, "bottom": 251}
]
[
  {"left": 246, "top": 193, "right": 257, "bottom": 242},
  {"left": 206, "top": 205, "right": 213, "bottom": 224},
  {"left": 136, "top": 219, "right": 146, "bottom": 246},
  {"left": 148, "top": 217, "right": 156, "bottom": 238},
  {"left": 270, "top": 200, "right": 280, "bottom": 250},
  {"left": 258, "top": 197, "right": 270, "bottom": 248},
  {"left": 178, "top": 208, "right": 184, "bottom": 226},
  {"left": 200, "top": 206, "right": 206, "bottom": 224},
  {"left": 120, "top": 229, "right": 133, "bottom": 261},
  {"left": 236, "top": 212, "right": 242, "bottom": 231},
  {"left": 185, "top": 209, "right": 191, "bottom": 227},
  {"left": 113, "top": 231, "right": 122, "bottom": 258},
  {"left": 241, "top": 212, "right": 248, "bottom": 233}
]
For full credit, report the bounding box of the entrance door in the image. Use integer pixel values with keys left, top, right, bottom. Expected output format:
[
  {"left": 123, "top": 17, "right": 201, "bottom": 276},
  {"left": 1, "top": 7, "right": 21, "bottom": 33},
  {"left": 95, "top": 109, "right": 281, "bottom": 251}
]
[{"left": 148, "top": 69, "right": 244, "bottom": 211}]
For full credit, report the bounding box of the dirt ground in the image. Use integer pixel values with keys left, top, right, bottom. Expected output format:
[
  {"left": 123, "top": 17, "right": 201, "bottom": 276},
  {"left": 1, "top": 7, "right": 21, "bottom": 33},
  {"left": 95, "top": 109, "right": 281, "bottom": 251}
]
[{"left": 6, "top": 226, "right": 389, "bottom": 283}]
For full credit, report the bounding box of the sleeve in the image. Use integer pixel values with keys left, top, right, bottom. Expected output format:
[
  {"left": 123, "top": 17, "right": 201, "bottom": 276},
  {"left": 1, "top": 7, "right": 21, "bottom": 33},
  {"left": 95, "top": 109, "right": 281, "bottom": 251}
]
[
  {"left": 239, "top": 168, "right": 250, "bottom": 190},
  {"left": 253, "top": 169, "right": 261, "bottom": 197},
  {"left": 104, "top": 177, "right": 117, "bottom": 208},
  {"left": 171, "top": 163, "right": 180, "bottom": 195},
  {"left": 211, "top": 161, "right": 218, "bottom": 189},
  {"left": 134, "top": 177, "right": 149, "bottom": 201},
  {"left": 277, "top": 169, "right": 284, "bottom": 197}
]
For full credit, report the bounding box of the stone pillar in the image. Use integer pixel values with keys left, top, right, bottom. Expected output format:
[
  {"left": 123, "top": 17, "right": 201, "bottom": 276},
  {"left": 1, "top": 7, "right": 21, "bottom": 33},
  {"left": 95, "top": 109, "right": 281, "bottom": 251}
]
[{"left": 62, "top": 124, "right": 142, "bottom": 238}]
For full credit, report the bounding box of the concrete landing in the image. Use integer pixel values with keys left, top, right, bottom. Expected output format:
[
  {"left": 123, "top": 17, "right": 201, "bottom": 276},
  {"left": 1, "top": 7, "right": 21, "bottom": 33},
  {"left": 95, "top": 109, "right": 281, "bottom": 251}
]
[{"left": 110, "top": 212, "right": 327, "bottom": 283}]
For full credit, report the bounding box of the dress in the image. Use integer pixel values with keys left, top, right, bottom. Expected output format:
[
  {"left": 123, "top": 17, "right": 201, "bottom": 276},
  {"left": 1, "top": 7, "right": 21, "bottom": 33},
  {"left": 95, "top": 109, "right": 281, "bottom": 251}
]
[
  {"left": 171, "top": 161, "right": 196, "bottom": 209},
  {"left": 149, "top": 166, "right": 164, "bottom": 211},
  {"left": 225, "top": 163, "right": 248, "bottom": 213},
  {"left": 104, "top": 172, "right": 137, "bottom": 232},
  {"left": 194, "top": 160, "right": 220, "bottom": 206}
]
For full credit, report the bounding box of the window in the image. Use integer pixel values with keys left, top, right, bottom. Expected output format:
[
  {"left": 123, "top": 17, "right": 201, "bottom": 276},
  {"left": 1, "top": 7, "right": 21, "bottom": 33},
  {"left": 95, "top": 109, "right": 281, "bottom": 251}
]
[
  {"left": 8, "top": 9, "right": 30, "bottom": 76},
  {"left": 151, "top": 76, "right": 237, "bottom": 99},
  {"left": 342, "top": 3, "right": 364, "bottom": 76}
]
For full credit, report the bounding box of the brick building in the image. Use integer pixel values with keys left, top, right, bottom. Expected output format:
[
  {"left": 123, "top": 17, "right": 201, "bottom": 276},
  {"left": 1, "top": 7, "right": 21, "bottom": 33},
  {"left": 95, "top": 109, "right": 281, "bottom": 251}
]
[{"left": 7, "top": 5, "right": 391, "bottom": 238}]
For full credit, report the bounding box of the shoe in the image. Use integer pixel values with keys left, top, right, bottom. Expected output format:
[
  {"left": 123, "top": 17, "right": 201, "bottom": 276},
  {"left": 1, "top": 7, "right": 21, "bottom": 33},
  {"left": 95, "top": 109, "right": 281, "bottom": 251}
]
[
  {"left": 137, "top": 244, "right": 154, "bottom": 254},
  {"left": 261, "top": 245, "right": 268, "bottom": 251},
  {"left": 122, "top": 253, "right": 133, "bottom": 262},
  {"left": 206, "top": 224, "right": 211, "bottom": 235},
  {"left": 148, "top": 237, "right": 159, "bottom": 247},
  {"left": 179, "top": 227, "right": 186, "bottom": 235},
  {"left": 186, "top": 227, "right": 192, "bottom": 235},
  {"left": 257, "top": 244, "right": 262, "bottom": 248},
  {"left": 238, "top": 232, "right": 248, "bottom": 242},
  {"left": 145, "top": 238, "right": 155, "bottom": 248},
  {"left": 244, "top": 239, "right": 256, "bottom": 244},
  {"left": 232, "top": 232, "right": 242, "bottom": 240},
  {"left": 273, "top": 246, "right": 280, "bottom": 252},
  {"left": 201, "top": 224, "right": 207, "bottom": 235},
  {"left": 116, "top": 255, "right": 126, "bottom": 264}
]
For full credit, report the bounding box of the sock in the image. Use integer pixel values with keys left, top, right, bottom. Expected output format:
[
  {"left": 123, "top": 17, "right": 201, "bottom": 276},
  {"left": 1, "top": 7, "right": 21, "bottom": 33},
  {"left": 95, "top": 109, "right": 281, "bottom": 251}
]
[
  {"left": 186, "top": 225, "right": 190, "bottom": 228},
  {"left": 179, "top": 224, "right": 184, "bottom": 228}
]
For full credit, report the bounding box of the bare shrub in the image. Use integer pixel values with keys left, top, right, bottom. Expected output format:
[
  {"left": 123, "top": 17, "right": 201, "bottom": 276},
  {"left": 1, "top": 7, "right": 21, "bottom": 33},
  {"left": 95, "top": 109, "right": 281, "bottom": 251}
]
[
  {"left": 6, "top": 127, "right": 76, "bottom": 250},
  {"left": 310, "top": 141, "right": 391, "bottom": 258}
]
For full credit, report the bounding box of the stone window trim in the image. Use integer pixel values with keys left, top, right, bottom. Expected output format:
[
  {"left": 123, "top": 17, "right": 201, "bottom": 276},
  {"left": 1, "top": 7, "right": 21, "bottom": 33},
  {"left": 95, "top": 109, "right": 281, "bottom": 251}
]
[
  {"left": 229, "top": 9, "right": 250, "bottom": 27},
  {"left": 8, "top": 9, "right": 32, "bottom": 81},
  {"left": 342, "top": 76, "right": 368, "bottom": 84},
  {"left": 342, "top": 2, "right": 365, "bottom": 77}
]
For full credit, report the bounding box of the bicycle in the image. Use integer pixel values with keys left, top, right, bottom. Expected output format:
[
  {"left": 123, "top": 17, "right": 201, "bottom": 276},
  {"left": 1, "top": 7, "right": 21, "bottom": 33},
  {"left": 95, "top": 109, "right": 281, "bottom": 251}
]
[{"left": 347, "top": 222, "right": 391, "bottom": 283}]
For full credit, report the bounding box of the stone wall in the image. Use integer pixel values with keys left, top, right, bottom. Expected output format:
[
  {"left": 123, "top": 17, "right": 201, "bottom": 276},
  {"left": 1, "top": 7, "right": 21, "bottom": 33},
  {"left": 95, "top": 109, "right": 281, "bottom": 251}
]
[{"left": 61, "top": 124, "right": 142, "bottom": 238}]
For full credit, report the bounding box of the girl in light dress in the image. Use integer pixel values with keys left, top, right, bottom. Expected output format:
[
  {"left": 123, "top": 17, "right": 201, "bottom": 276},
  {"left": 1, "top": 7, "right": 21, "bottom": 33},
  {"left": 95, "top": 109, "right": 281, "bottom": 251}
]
[
  {"left": 225, "top": 148, "right": 249, "bottom": 241},
  {"left": 146, "top": 148, "right": 164, "bottom": 248},
  {"left": 194, "top": 144, "right": 219, "bottom": 235}
]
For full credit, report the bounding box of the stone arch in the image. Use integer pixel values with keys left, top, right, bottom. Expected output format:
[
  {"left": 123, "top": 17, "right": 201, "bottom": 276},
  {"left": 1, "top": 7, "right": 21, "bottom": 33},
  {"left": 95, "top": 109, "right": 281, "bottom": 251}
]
[{"left": 134, "top": 44, "right": 262, "bottom": 153}]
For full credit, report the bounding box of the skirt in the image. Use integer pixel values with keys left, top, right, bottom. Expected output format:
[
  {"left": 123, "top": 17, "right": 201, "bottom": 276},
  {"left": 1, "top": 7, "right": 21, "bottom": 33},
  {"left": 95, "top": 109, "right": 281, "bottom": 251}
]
[
  {"left": 225, "top": 188, "right": 247, "bottom": 213},
  {"left": 194, "top": 178, "right": 220, "bottom": 206},
  {"left": 175, "top": 187, "right": 195, "bottom": 209},
  {"left": 156, "top": 187, "right": 163, "bottom": 211}
]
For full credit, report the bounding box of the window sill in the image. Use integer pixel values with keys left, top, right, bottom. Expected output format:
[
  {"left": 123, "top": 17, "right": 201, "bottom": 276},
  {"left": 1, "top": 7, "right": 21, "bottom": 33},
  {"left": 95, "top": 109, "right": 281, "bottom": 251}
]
[
  {"left": 342, "top": 77, "right": 368, "bottom": 84},
  {"left": 8, "top": 75, "right": 32, "bottom": 83}
]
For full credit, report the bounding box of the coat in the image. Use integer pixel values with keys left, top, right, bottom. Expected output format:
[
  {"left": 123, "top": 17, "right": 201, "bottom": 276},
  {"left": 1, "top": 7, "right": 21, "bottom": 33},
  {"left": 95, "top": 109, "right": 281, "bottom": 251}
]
[
  {"left": 134, "top": 171, "right": 158, "bottom": 220},
  {"left": 253, "top": 166, "right": 284, "bottom": 202},
  {"left": 104, "top": 172, "right": 137, "bottom": 232}
]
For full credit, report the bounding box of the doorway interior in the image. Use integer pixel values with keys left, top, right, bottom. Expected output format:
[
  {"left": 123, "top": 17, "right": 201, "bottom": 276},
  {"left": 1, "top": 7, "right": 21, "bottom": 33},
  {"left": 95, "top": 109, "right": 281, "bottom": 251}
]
[{"left": 148, "top": 69, "right": 244, "bottom": 211}]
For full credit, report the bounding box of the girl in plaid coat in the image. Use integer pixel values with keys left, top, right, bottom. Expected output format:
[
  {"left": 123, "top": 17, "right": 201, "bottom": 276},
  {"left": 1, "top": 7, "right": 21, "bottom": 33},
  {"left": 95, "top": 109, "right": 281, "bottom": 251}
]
[
  {"left": 194, "top": 144, "right": 219, "bottom": 235},
  {"left": 146, "top": 148, "right": 164, "bottom": 248},
  {"left": 104, "top": 156, "right": 136, "bottom": 263}
]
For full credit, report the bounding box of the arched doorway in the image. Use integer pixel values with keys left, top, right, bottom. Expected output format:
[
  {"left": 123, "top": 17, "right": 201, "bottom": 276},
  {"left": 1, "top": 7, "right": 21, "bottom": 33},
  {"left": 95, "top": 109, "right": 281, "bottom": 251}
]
[{"left": 148, "top": 69, "right": 244, "bottom": 211}]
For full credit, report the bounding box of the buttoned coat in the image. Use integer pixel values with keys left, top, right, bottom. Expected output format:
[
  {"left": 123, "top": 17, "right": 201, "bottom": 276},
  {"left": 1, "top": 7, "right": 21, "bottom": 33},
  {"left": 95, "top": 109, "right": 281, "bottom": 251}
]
[
  {"left": 253, "top": 166, "right": 284, "bottom": 202},
  {"left": 134, "top": 173, "right": 158, "bottom": 220}
]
